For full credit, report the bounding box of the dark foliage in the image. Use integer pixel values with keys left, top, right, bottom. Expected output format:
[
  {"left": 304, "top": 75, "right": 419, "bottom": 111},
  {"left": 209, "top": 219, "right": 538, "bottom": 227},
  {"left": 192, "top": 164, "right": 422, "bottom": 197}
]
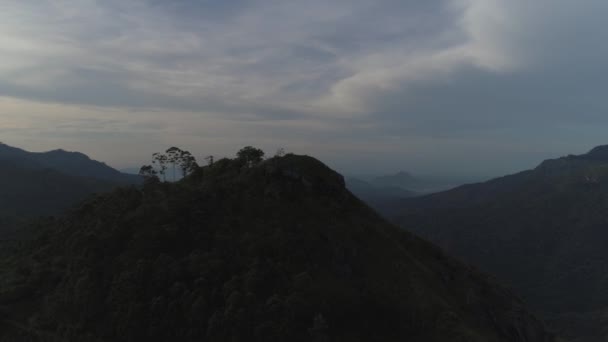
[
  {"left": 0, "top": 144, "right": 137, "bottom": 245},
  {"left": 395, "top": 145, "right": 608, "bottom": 341},
  {"left": 236, "top": 146, "right": 265, "bottom": 167},
  {"left": 0, "top": 161, "right": 117, "bottom": 236},
  {"left": 0, "top": 153, "right": 554, "bottom": 342}
]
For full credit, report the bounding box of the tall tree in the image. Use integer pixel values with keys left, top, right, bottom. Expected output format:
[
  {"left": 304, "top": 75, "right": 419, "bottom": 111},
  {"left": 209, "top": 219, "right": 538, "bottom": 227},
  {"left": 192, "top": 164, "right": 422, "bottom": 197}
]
[
  {"left": 152, "top": 152, "right": 168, "bottom": 182},
  {"left": 236, "top": 146, "right": 265, "bottom": 167},
  {"left": 166, "top": 147, "right": 183, "bottom": 181},
  {"left": 205, "top": 155, "right": 215, "bottom": 166},
  {"left": 179, "top": 150, "right": 199, "bottom": 177},
  {"left": 275, "top": 148, "right": 286, "bottom": 157},
  {"left": 138, "top": 165, "right": 159, "bottom": 184}
]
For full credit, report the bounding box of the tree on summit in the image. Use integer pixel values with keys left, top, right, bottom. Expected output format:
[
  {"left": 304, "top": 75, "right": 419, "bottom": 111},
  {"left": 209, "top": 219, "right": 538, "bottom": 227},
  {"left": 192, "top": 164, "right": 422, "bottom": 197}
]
[
  {"left": 179, "top": 150, "right": 199, "bottom": 177},
  {"left": 152, "top": 152, "right": 168, "bottom": 182},
  {"left": 205, "top": 155, "right": 215, "bottom": 166},
  {"left": 149, "top": 147, "right": 199, "bottom": 182},
  {"left": 236, "top": 146, "right": 265, "bottom": 167},
  {"left": 138, "top": 165, "right": 159, "bottom": 184},
  {"left": 166, "top": 147, "right": 183, "bottom": 181}
]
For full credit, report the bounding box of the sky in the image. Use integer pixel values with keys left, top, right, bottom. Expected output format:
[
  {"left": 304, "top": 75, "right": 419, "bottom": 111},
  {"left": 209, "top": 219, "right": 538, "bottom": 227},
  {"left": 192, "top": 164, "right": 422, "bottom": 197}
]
[{"left": 1, "top": 0, "right": 608, "bottom": 179}]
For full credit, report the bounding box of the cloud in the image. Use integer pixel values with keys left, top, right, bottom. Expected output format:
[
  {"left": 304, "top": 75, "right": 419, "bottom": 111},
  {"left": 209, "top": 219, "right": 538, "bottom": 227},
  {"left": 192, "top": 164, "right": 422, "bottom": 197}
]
[
  {"left": 1, "top": 0, "right": 608, "bottom": 176},
  {"left": 0, "top": 1, "right": 462, "bottom": 117}
]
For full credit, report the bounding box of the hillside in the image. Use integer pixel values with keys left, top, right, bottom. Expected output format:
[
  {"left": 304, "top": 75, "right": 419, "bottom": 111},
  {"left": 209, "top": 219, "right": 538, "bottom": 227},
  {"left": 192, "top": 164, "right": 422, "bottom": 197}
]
[
  {"left": 345, "top": 177, "right": 418, "bottom": 216},
  {"left": 0, "top": 153, "right": 555, "bottom": 342},
  {"left": 0, "top": 160, "right": 121, "bottom": 241},
  {"left": 395, "top": 145, "right": 608, "bottom": 341},
  {"left": 0, "top": 144, "right": 139, "bottom": 242},
  {"left": 0, "top": 143, "right": 138, "bottom": 184}
]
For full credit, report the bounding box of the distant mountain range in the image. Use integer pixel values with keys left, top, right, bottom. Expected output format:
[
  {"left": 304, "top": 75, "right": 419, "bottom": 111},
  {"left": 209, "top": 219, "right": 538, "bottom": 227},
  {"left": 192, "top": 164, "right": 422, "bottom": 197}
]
[
  {"left": 0, "top": 143, "right": 138, "bottom": 184},
  {"left": 0, "top": 152, "right": 555, "bottom": 341},
  {"left": 372, "top": 171, "right": 419, "bottom": 189},
  {"left": 394, "top": 145, "right": 608, "bottom": 341},
  {"left": 345, "top": 177, "right": 418, "bottom": 216},
  {"left": 345, "top": 171, "right": 465, "bottom": 216},
  {"left": 0, "top": 143, "right": 139, "bottom": 238}
]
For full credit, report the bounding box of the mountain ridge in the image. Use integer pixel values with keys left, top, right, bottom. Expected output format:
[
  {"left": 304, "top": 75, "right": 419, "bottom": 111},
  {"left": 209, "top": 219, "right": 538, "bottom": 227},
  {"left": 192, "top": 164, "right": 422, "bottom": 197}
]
[
  {"left": 0, "top": 143, "right": 140, "bottom": 241},
  {"left": 0, "top": 143, "right": 138, "bottom": 184},
  {"left": 394, "top": 145, "right": 608, "bottom": 341},
  {"left": 0, "top": 152, "right": 555, "bottom": 342}
]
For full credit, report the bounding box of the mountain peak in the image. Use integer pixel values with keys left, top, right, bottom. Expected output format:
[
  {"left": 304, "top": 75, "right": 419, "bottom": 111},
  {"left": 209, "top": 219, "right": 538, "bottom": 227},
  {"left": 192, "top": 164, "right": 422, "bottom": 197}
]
[
  {"left": 263, "top": 154, "right": 346, "bottom": 190},
  {"left": 584, "top": 145, "right": 608, "bottom": 160},
  {"left": 0, "top": 142, "right": 27, "bottom": 156},
  {"left": 193, "top": 154, "right": 347, "bottom": 199},
  {"left": 0, "top": 151, "right": 555, "bottom": 342},
  {"left": 0, "top": 143, "right": 136, "bottom": 183}
]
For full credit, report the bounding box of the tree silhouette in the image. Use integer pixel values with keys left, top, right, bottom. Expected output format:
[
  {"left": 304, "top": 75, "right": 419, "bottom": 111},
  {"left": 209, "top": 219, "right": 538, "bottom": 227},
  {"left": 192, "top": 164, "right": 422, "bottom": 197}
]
[
  {"left": 275, "top": 148, "right": 286, "bottom": 157},
  {"left": 166, "top": 147, "right": 183, "bottom": 181},
  {"left": 152, "top": 152, "right": 168, "bottom": 182},
  {"left": 138, "top": 165, "right": 159, "bottom": 184},
  {"left": 179, "top": 150, "right": 199, "bottom": 177},
  {"left": 205, "top": 155, "right": 215, "bottom": 166},
  {"left": 236, "top": 146, "right": 265, "bottom": 167}
]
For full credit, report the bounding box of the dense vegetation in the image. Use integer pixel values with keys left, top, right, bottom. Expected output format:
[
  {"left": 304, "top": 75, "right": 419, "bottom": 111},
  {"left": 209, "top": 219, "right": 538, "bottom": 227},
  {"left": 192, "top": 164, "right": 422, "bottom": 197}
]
[
  {"left": 0, "top": 144, "right": 137, "bottom": 244},
  {"left": 0, "top": 161, "right": 119, "bottom": 242},
  {"left": 395, "top": 145, "right": 608, "bottom": 341},
  {"left": 0, "top": 150, "right": 554, "bottom": 341}
]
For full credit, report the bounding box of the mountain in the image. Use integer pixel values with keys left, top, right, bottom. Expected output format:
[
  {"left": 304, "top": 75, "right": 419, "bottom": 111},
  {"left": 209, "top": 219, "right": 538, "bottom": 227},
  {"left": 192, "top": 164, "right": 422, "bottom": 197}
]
[
  {"left": 373, "top": 171, "right": 418, "bottom": 188},
  {"left": 0, "top": 144, "right": 140, "bottom": 241},
  {"left": 0, "top": 161, "right": 115, "bottom": 218},
  {"left": 394, "top": 145, "right": 608, "bottom": 341},
  {"left": 0, "top": 160, "right": 122, "bottom": 242},
  {"left": 370, "top": 171, "right": 462, "bottom": 194},
  {"left": 0, "top": 143, "right": 138, "bottom": 184},
  {"left": 345, "top": 177, "right": 418, "bottom": 216},
  {"left": 0, "top": 153, "right": 555, "bottom": 342},
  {"left": 345, "top": 171, "right": 467, "bottom": 218}
]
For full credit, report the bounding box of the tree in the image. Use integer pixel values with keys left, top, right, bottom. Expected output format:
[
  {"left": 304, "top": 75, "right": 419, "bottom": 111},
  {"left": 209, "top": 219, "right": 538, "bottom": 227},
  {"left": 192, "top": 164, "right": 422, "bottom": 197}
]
[
  {"left": 138, "top": 165, "right": 160, "bottom": 187},
  {"left": 138, "top": 165, "right": 158, "bottom": 179},
  {"left": 236, "top": 146, "right": 265, "bottom": 167},
  {"left": 179, "top": 150, "right": 199, "bottom": 177},
  {"left": 205, "top": 155, "right": 214, "bottom": 166},
  {"left": 274, "top": 148, "right": 286, "bottom": 157},
  {"left": 152, "top": 153, "right": 168, "bottom": 182},
  {"left": 166, "top": 147, "right": 183, "bottom": 181}
]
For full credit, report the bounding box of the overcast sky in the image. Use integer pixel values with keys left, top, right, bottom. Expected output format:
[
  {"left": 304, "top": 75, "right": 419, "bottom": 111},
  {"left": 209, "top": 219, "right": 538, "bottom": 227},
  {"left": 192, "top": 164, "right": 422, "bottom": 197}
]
[{"left": 1, "top": 0, "right": 607, "bottom": 179}]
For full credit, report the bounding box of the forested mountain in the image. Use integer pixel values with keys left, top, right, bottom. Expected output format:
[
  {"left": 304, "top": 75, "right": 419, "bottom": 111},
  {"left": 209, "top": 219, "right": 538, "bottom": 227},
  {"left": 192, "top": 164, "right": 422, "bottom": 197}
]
[
  {"left": 0, "top": 160, "right": 122, "bottom": 243},
  {"left": 0, "top": 143, "right": 138, "bottom": 243},
  {"left": 0, "top": 152, "right": 555, "bottom": 342},
  {"left": 0, "top": 161, "right": 115, "bottom": 218},
  {"left": 0, "top": 143, "right": 138, "bottom": 184},
  {"left": 345, "top": 177, "right": 418, "bottom": 216},
  {"left": 395, "top": 145, "right": 608, "bottom": 341}
]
